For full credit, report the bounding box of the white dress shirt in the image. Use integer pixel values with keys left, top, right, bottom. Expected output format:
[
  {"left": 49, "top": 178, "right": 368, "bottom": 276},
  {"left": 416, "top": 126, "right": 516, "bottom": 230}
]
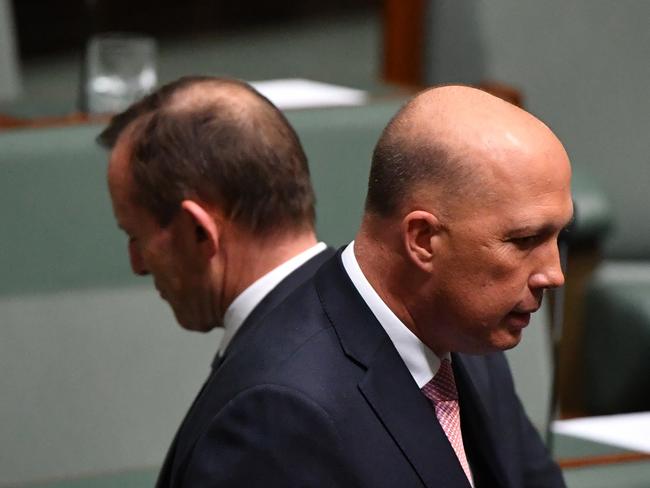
[
  {"left": 342, "top": 242, "right": 474, "bottom": 486},
  {"left": 218, "top": 242, "right": 328, "bottom": 356},
  {"left": 341, "top": 241, "right": 450, "bottom": 387}
]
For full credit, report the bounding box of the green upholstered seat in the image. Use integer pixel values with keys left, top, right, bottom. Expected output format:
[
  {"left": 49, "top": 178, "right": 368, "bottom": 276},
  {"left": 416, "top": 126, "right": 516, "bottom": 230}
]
[
  {"left": 570, "top": 166, "right": 613, "bottom": 245},
  {"left": 583, "top": 262, "right": 650, "bottom": 414}
]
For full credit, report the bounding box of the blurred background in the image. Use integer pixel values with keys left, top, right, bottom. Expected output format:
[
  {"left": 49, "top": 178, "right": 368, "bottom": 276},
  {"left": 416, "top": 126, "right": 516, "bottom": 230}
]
[
  {"left": 1, "top": 0, "right": 385, "bottom": 116},
  {"left": 1, "top": 1, "right": 649, "bottom": 487}
]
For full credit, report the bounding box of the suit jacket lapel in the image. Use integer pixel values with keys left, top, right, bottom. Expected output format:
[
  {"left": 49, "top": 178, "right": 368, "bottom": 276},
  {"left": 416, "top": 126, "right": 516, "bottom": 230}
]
[
  {"left": 453, "top": 354, "right": 512, "bottom": 488},
  {"left": 156, "top": 365, "right": 217, "bottom": 488},
  {"left": 360, "top": 343, "right": 473, "bottom": 488},
  {"left": 315, "top": 254, "right": 472, "bottom": 488},
  {"left": 163, "top": 248, "right": 335, "bottom": 487},
  {"left": 216, "top": 246, "right": 336, "bottom": 365}
]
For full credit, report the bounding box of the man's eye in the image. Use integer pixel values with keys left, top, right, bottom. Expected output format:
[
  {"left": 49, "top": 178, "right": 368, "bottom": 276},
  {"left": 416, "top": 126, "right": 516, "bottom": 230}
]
[{"left": 511, "top": 235, "right": 540, "bottom": 248}]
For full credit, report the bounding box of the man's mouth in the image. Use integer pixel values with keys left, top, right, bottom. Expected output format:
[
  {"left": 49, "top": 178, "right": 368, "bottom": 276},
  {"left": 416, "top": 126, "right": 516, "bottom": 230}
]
[
  {"left": 506, "top": 311, "right": 532, "bottom": 328},
  {"left": 512, "top": 297, "right": 542, "bottom": 316},
  {"left": 513, "top": 306, "right": 539, "bottom": 315}
]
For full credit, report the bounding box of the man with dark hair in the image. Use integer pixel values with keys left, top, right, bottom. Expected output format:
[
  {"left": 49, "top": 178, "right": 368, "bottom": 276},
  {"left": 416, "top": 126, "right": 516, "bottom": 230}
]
[
  {"left": 102, "top": 76, "right": 334, "bottom": 486},
  {"left": 172, "top": 85, "right": 570, "bottom": 487}
]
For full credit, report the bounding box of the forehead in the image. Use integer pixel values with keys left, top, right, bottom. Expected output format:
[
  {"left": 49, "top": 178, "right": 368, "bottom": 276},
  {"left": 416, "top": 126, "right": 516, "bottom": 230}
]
[
  {"left": 107, "top": 137, "right": 150, "bottom": 230},
  {"left": 497, "top": 186, "right": 574, "bottom": 231},
  {"left": 502, "top": 188, "right": 571, "bottom": 237},
  {"left": 450, "top": 132, "right": 573, "bottom": 229},
  {"left": 446, "top": 186, "right": 573, "bottom": 245},
  {"left": 108, "top": 136, "right": 132, "bottom": 196}
]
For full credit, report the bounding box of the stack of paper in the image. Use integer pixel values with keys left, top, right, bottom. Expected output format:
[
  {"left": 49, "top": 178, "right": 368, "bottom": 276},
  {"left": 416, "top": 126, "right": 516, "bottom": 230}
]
[
  {"left": 552, "top": 412, "right": 650, "bottom": 453},
  {"left": 250, "top": 79, "right": 368, "bottom": 110}
]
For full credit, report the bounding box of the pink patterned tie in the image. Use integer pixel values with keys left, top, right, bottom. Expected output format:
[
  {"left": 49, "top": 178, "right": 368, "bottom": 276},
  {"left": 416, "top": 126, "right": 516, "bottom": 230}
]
[{"left": 421, "top": 359, "right": 474, "bottom": 486}]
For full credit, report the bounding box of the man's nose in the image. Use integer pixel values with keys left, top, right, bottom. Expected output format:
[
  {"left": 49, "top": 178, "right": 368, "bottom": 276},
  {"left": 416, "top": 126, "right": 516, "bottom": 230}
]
[
  {"left": 128, "top": 240, "right": 149, "bottom": 276},
  {"left": 529, "top": 242, "right": 565, "bottom": 290}
]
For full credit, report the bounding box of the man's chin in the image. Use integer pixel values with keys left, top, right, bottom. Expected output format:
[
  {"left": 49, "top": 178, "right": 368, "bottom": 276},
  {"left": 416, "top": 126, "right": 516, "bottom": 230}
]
[
  {"left": 175, "top": 313, "right": 222, "bottom": 333},
  {"left": 459, "top": 331, "right": 523, "bottom": 355},
  {"left": 496, "top": 329, "right": 523, "bottom": 351},
  {"left": 179, "top": 322, "right": 219, "bottom": 333}
]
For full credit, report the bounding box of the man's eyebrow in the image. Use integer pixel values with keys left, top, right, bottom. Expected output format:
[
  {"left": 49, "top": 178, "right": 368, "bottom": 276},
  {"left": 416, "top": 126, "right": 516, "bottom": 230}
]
[
  {"left": 508, "top": 224, "right": 551, "bottom": 235},
  {"left": 508, "top": 216, "right": 574, "bottom": 236}
]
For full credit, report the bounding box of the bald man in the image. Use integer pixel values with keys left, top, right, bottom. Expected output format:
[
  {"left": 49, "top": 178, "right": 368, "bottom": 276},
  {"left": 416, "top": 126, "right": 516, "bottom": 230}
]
[{"left": 166, "top": 86, "right": 571, "bottom": 487}]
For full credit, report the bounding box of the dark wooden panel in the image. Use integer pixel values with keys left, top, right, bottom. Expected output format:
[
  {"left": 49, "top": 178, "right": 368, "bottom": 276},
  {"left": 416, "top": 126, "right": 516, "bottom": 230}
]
[
  {"left": 12, "top": 0, "right": 380, "bottom": 58},
  {"left": 382, "top": 0, "right": 425, "bottom": 87}
]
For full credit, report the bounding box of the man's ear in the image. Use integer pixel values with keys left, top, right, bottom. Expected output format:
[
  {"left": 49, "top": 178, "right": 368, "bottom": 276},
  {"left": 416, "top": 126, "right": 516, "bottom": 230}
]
[
  {"left": 178, "top": 200, "right": 219, "bottom": 259},
  {"left": 401, "top": 210, "right": 443, "bottom": 272}
]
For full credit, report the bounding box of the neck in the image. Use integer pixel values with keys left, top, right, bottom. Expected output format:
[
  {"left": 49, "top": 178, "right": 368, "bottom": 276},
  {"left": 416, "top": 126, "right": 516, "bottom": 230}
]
[
  {"left": 355, "top": 216, "right": 413, "bottom": 324},
  {"left": 355, "top": 215, "right": 445, "bottom": 355},
  {"left": 220, "top": 228, "right": 319, "bottom": 312}
]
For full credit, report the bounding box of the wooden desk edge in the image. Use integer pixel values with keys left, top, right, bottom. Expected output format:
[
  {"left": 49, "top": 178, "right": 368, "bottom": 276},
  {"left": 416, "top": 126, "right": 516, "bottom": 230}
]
[
  {"left": 0, "top": 112, "right": 110, "bottom": 130},
  {"left": 558, "top": 451, "right": 650, "bottom": 469}
]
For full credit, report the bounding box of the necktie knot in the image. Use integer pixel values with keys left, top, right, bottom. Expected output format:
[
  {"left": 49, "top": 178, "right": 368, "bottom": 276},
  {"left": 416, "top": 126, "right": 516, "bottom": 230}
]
[{"left": 421, "top": 358, "right": 458, "bottom": 404}]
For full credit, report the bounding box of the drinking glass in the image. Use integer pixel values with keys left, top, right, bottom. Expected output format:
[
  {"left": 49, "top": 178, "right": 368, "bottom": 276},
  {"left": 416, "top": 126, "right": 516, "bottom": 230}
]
[{"left": 84, "top": 33, "right": 157, "bottom": 114}]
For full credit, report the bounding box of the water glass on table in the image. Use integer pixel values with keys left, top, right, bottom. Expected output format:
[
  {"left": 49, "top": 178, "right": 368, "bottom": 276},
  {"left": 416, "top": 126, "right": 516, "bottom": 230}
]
[{"left": 84, "top": 33, "right": 157, "bottom": 114}]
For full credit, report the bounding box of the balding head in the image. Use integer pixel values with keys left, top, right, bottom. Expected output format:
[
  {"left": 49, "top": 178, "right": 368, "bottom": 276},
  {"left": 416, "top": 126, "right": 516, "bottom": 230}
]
[
  {"left": 98, "top": 77, "right": 268, "bottom": 149},
  {"left": 164, "top": 78, "right": 267, "bottom": 114},
  {"left": 366, "top": 85, "right": 565, "bottom": 219},
  {"left": 356, "top": 84, "right": 573, "bottom": 355},
  {"left": 101, "top": 76, "right": 315, "bottom": 235}
]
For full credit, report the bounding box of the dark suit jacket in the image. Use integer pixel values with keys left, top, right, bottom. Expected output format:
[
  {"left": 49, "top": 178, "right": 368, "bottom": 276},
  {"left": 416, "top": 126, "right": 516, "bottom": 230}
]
[
  {"left": 159, "top": 250, "right": 565, "bottom": 488},
  {"left": 155, "top": 247, "right": 335, "bottom": 488}
]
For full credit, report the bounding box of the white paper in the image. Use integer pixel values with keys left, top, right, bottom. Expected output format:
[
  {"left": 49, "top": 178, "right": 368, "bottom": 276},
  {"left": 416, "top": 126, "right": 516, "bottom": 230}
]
[
  {"left": 250, "top": 78, "right": 368, "bottom": 110},
  {"left": 552, "top": 412, "right": 650, "bottom": 453}
]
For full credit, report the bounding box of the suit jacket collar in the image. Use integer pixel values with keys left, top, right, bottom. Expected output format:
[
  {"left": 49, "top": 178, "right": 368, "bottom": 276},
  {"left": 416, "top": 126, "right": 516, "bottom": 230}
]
[
  {"left": 315, "top": 252, "right": 512, "bottom": 488},
  {"left": 212, "top": 246, "right": 336, "bottom": 368},
  {"left": 160, "top": 247, "right": 335, "bottom": 488}
]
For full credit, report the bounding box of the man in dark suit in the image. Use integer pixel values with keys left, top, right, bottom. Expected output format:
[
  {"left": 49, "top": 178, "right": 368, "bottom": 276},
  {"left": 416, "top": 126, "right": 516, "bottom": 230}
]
[
  {"left": 163, "top": 85, "right": 572, "bottom": 487},
  {"left": 99, "top": 77, "right": 334, "bottom": 486}
]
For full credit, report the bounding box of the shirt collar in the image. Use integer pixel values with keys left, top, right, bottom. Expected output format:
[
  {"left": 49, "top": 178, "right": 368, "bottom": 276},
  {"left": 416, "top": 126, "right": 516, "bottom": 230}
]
[
  {"left": 341, "top": 241, "right": 449, "bottom": 387},
  {"left": 219, "top": 242, "right": 327, "bottom": 355}
]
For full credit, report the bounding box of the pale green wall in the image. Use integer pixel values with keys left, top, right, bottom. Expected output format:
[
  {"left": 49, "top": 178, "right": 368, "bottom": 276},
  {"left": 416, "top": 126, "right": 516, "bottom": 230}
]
[
  {"left": 425, "top": 0, "right": 650, "bottom": 258},
  {"left": 0, "top": 286, "right": 220, "bottom": 485},
  {"left": 0, "top": 0, "right": 21, "bottom": 101}
]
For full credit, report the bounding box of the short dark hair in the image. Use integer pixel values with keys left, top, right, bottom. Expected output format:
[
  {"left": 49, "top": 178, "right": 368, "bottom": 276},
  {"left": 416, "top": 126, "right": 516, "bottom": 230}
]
[
  {"left": 97, "top": 76, "right": 201, "bottom": 150},
  {"left": 365, "top": 100, "right": 480, "bottom": 218},
  {"left": 99, "top": 76, "right": 315, "bottom": 235}
]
